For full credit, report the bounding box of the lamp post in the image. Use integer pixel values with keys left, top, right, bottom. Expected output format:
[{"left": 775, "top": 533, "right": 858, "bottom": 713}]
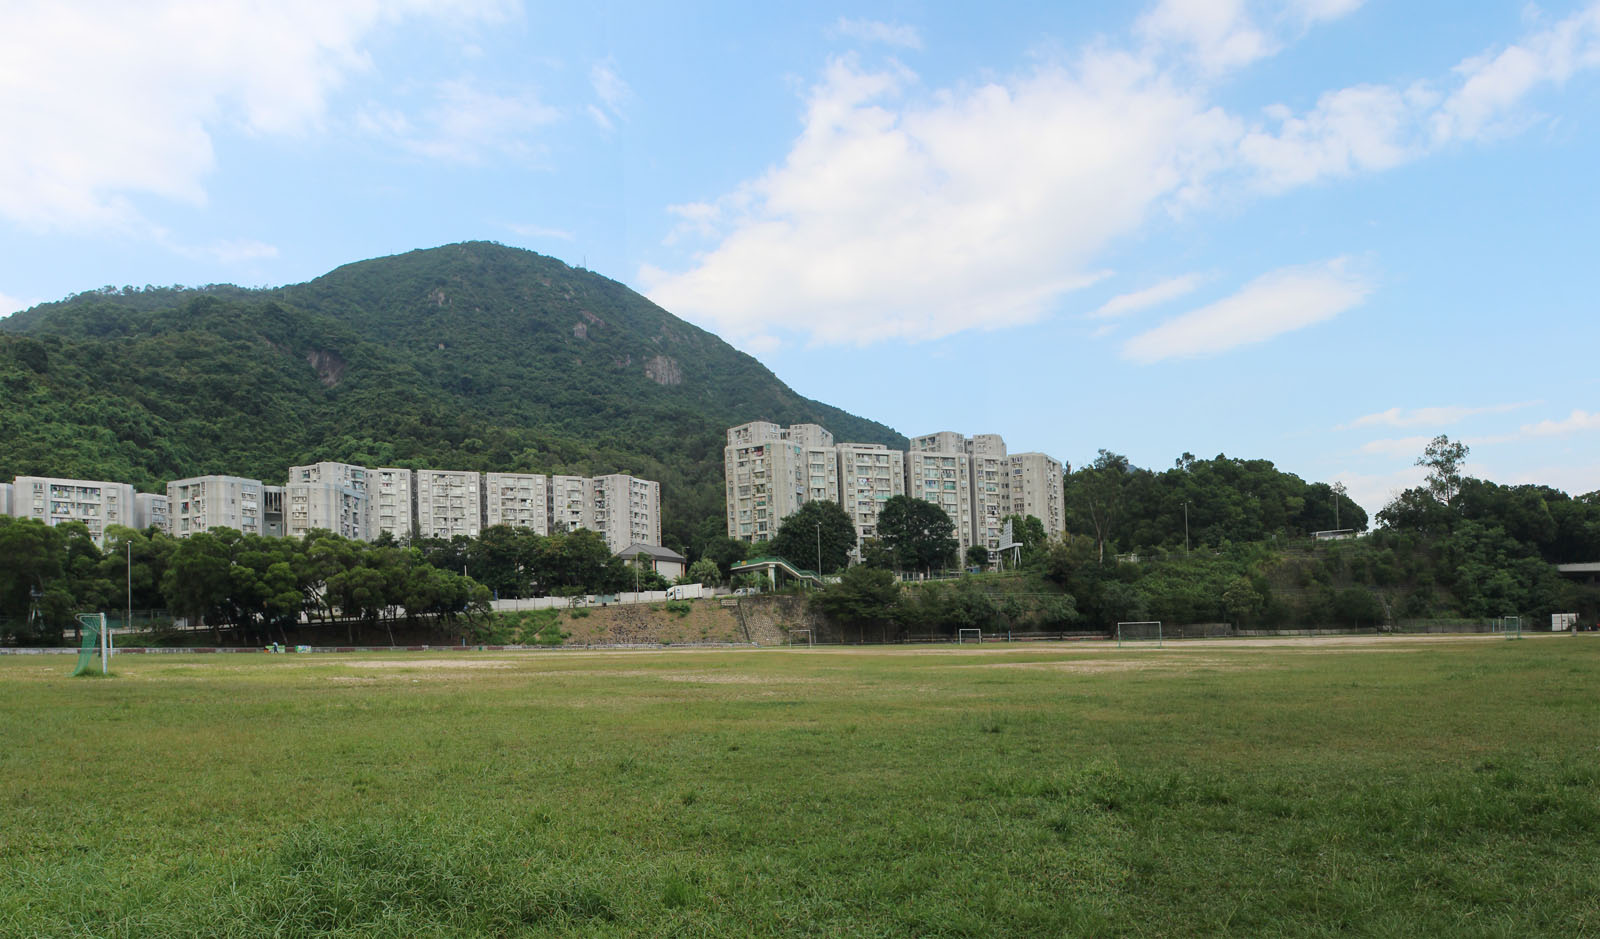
[
  {"left": 1182, "top": 501, "right": 1190, "bottom": 556},
  {"left": 815, "top": 522, "right": 822, "bottom": 581},
  {"left": 126, "top": 540, "right": 132, "bottom": 634},
  {"left": 1332, "top": 482, "right": 1346, "bottom": 530}
]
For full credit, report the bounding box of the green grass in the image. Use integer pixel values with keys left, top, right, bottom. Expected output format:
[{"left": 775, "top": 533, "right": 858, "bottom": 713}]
[{"left": 2, "top": 636, "right": 1598, "bottom": 936}]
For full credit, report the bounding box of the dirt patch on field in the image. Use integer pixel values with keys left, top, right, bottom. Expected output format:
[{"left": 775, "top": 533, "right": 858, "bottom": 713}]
[{"left": 341, "top": 658, "right": 519, "bottom": 670}]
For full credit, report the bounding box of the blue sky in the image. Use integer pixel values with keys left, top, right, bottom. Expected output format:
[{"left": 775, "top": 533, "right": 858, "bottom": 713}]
[{"left": 2, "top": 1, "right": 1597, "bottom": 517}]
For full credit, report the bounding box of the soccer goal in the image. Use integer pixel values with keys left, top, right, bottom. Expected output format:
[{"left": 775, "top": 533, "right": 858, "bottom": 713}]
[
  {"left": 71, "top": 612, "right": 111, "bottom": 676},
  {"left": 1499, "top": 616, "right": 1522, "bottom": 640},
  {"left": 1117, "top": 621, "right": 1163, "bottom": 648},
  {"left": 957, "top": 628, "right": 983, "bottom": 644},
  {"left": 788, "top": 628, "right": 814, "bottom": 647}
]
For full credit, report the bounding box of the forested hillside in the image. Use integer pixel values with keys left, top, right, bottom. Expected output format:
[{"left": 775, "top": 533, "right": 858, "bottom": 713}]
[{"left": 0, "top": 241, "right": 904, "bottom": 552}]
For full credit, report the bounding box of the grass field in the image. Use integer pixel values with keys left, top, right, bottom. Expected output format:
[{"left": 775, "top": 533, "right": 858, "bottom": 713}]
[{"left": 2, "top": 635, "right": 1597, "bottom": 937}]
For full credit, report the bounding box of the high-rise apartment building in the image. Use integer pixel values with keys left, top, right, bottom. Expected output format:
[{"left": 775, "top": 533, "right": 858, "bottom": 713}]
[
  {"left": 370, "top": 468, "right": 415, "bottom": 539},
  {"left": 8, "top": 476, "right": 137, "bottom": 545},
  {"left": 484, "top": 472, "right": 549, "bottom": 534},
  {"left": 591, "top": 474, "right": 661, "bottom": 550},
  {"left": 0, "top": 482, "right": 11, "bottom": 518},
  {"left": 549, "top": 475, "right": 592, "bottom": 534},
  {"left": 286, "top": 462, "right": 371, "bottom": 541},
  {"left": 724, "top": 421, "right": 838, "bottom": 543},
  {"left": 134, "top": 493, "right": 170, "bottom": 534},
  {"left": 905, "top": 435, "right": 975, "bottom": 557},
  {"left": 167, "top": 475, "right": 267, "bottom": 538},
  {"left": 262, "top": 486, "right": 285, "bottom": 538},
  {"left": 1007, "top": 453, "right": 1065, "bottom": 538},
  {"left": 967, "top": 434, "right": 1009, "bottom": 557},
  {"left": 415, "top": 470, "right": 480, "bottom": 540},
  {"left": 835, "top": 442, "right": 903, "bottom": 548}
]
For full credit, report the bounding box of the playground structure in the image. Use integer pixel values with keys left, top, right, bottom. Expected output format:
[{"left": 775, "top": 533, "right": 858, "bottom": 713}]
[{"left": 71, "top": 612, "right": 111, "bottom": 676}]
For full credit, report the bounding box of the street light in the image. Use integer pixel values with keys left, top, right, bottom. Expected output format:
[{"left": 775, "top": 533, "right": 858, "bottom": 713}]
[{"left": 815, "top": 521, "right": 822, "bottom": 580}]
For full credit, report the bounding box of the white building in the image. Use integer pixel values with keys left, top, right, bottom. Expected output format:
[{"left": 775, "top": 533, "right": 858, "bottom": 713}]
[
  {"left": 906, "top": 433, "right": 975, "bottom": 558},
  {"left": 550, "top": 474, "right": 592, "bottom": 534},
  {"left": 835, "top": 443, "right": 904, "bottom": 549},
  {"left": 591, "top": 474, "right": 661, "bottom": 550},
  {"left": 484, "top": 472, "right": 549, "bottom": 534},
  {"left": 0, "top": 482, "right": 11, "bottom": 518},
  {"left": 1007, "top": 453, "right": 1065, "bottom": 539},
  {"left": 415, "top": 470, "right": 480, "bottom": 540},
  {"left": 262, "top": 486, "right": 285, "bottom": 538},
  {"left": 286, "top": 462, "right": 372, "bottom": 540},
  {"left": 167, "top": 475, "right": 267, "bottom": 538},
  {"left": 8, "top": 476, "right": 137, "bottom": 545},
  {"left": 134, "top": 492, "right": 170, "bottom": 534},
  {"left": 371, "top": 468, "right": 415, "bottom": 540},
  {"left": 724, "top": 421, "right": 837, "bottom": 543},
  {"left": 966, "top": 434, "right": 1009, "bottom": 558}
]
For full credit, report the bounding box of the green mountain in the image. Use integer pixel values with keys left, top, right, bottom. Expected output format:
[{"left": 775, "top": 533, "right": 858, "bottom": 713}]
[{"left": 0, "top": 241, "right": 905, "bottom": 551}]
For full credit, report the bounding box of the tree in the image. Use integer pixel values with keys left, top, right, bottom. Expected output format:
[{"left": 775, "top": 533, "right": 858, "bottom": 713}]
[
  {"left": 686, "top": 557, "right": 722, "bottom": 587},
  {"left": 965, "top": 545, "right": 990, "bottom": 568},
  {"left": 1068, "top": 451, "right": 1131, "bottom": 563},
  {"left": 876, "top": 496, "right": 958, "bottom": 575},
  {"left": 813, "top": 565, "right": 900, "bottom": 641},
  {"left": 1419, "top": 435, "right": 1469, "bottom": 508},
  {"left": 770, "top": 501, "right": 856, "bottom": 574}
]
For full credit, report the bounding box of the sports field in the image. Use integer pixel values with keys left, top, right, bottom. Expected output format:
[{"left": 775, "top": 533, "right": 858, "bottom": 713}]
[{"left": 2, "top": 635, "right": 1597, "bottom": 937}]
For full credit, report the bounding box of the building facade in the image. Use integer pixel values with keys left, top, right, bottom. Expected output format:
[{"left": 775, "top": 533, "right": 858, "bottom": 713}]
[
  {"left": 134, "top": 492, "right": 170, "bottom": 534},
  {"left": 1007, "top": 452, "right": 1065, "bottom": 538},
  {"left": 369, "top": 468, "right": 415, "bottom": 540},
  {"left": 8, "top": 476, "right": 138, "bottom": 545},
  {"left": 484, "top": 472, "right": 550, "bottom": 534},
  {"left": 286, "top": 462, "right": 371, "bottom": 541},
  {"left": 724, "top": 421, "right": 838, "bottom": 543},
  {"left": 415, "top": 470, "right": 480, "bottom": 540},
  {"left": 167, "top": 475, "right": 267, "bottom": 538},
  {"left": 591, "top": 474, "right": 661, "bottom": 551},
  {"left": 906, "top": 433, "right": 976, "bottom": 557},
  {"left": 966, "top": 434, "right": 1009, "bottom": 557},
  {"left": 835, "top": 442, "right": 904, "bottom": 549},
  {"left": 549, "top": 474, "right": 592, "bottom": 534}
]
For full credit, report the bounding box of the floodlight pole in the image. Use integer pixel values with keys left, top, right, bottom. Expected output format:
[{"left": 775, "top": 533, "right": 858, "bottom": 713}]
[{"left": 126, "top": 541, "right": 132, "bottom": 635}]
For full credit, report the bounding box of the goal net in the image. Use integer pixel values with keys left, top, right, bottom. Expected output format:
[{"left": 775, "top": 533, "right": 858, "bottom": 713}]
[
  {"left": 957, "top": 628, "right": 982, "bottom": 644},
  {"left": 788, "top": 628, "right": 814, "bottom": 647},
  {"left": 1117, "top": 621, "right": 1163, "bottom": 648},
  {"left": 1499, "top": 616, "right": 1522, "bottom": 639}
]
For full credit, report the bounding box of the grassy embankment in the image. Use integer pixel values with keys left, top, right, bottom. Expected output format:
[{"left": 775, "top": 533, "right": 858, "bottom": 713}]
[{"left": 2, "top": 635, "right": 1597, "bottom": 936}]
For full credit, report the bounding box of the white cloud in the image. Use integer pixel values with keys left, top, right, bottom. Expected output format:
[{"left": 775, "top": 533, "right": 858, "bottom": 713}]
[
  {"left": 198, "top": 239, "right": 279, "bottom": 264},
  {"left": 589, "top": 59, "right": 632, "bottom": 129},
  {"left": 649, "top": 3, "right": 1600, "bottom": 349},
  {"left": 1341, "top": 401, "right": 1537, "bottom": 429},
  {"left": 0, "top": 0, "right": 513, "bottom": 232},
  {"left": 1241, "top": 83, "right": 1433, "bottom": 190},
  {"left": 1089, "top": 272, "right": 1206, "bottom": 319},
  {"left": 831, "top": 18, "right": 923, "bottom": 50},
  {"left": 366, "top": 78, "right": 560, "bottom": 163},
  {"left": 1433, "top": 5, "right": 1600, "bottom": 143},
  {"left": 645, "top": 53, "right": 1236, "bottom": 345},
  {"left": 1121, "top": 258, "right": 1370, "bottom": 363},
  {"left": 1518, "top": 409, "right": 1600, "bottom": 438}
]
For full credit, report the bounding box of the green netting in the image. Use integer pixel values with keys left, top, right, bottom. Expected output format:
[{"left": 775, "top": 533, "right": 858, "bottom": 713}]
[{"left": 71, "top": 613, "right": 104, "bottom": 677}]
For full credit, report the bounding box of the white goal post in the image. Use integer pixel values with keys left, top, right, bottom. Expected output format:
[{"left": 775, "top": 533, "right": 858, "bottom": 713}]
[
  {"left": 788, "top": 628, "right": 814, "bottom": 647},
  {"left": 1499, "top": 616, "right": 1522, "bottom": 639},
  {"left": 957, "top": 628, "right": 983, "bottom": 644},
  {"left": 1117, "top": 621, "right": 1163, "bottom": 648}
]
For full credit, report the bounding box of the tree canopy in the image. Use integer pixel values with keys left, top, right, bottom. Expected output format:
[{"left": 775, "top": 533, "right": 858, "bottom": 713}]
[{"left": 769, "top": 500, "right": 856, "bottom": 574}]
